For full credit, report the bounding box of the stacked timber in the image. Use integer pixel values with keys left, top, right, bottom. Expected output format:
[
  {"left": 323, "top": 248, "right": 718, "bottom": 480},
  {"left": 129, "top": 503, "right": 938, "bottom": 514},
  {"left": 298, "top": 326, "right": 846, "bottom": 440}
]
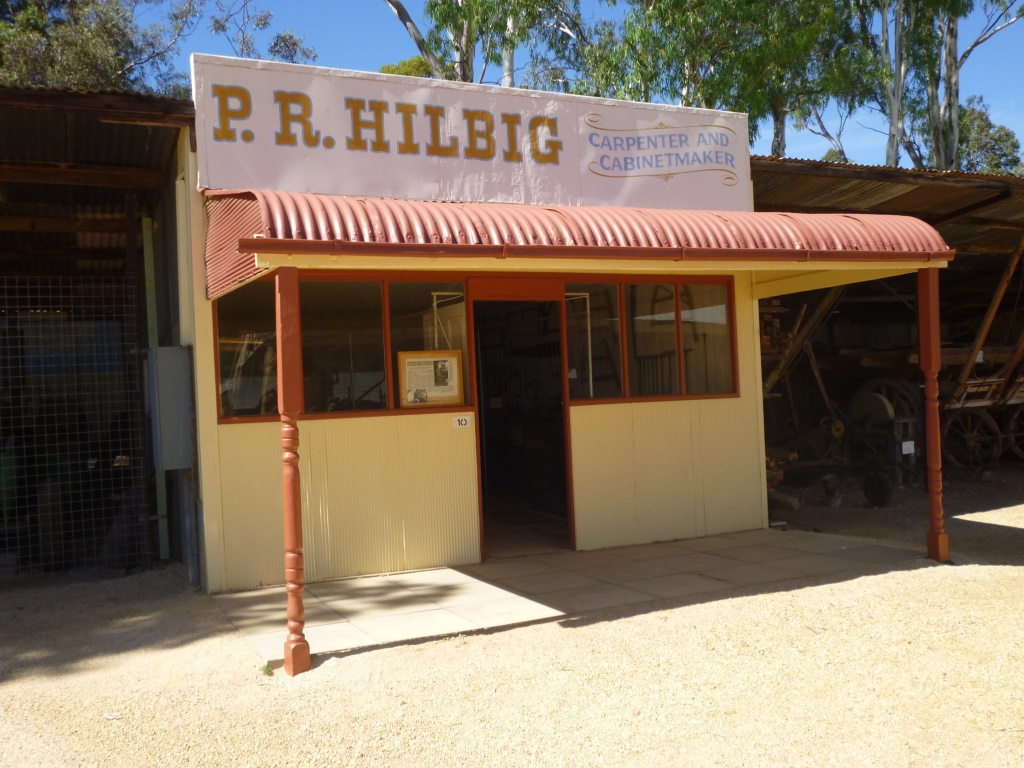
[{"left": 759, "top": 299, "right": 797, "bottom": 357}]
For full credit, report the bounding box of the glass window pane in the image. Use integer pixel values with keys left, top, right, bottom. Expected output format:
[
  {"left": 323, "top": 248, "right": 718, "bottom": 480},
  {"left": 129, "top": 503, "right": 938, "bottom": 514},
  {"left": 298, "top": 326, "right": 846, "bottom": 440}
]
[
  {"left": 389, "top": 282, "right": 468, "bottom": 407},
  {"left": 216, "top": 281, "right": 277, "bottom": 417},
  {"left": 626, "top": 284, "right": 679, "bottom": 397},
  {"left": 300, "top": 281, "right": 386, "bottom": 413},
  {"left": 681, "top": 283, "right": 734, "bottom": 394},
  {"left": 566, "top": 284, "right": 622, "bottom": 399}
]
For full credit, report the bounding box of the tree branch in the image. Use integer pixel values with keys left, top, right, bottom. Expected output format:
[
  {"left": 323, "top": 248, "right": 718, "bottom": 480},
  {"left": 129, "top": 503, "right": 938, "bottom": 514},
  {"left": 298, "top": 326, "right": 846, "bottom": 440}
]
[{"left": 382, "top": 0, "right": 447, "bottom": 79}]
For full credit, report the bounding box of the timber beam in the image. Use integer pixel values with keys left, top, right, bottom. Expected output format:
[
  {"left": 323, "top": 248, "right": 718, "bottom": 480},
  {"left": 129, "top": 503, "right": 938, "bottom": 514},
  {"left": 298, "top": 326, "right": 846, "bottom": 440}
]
[
  {"left": 0, "top": 216, "right": 136, "bottom": 233},
  {"left": 0, "top": 161, "right": 167, "bottom": 189}
]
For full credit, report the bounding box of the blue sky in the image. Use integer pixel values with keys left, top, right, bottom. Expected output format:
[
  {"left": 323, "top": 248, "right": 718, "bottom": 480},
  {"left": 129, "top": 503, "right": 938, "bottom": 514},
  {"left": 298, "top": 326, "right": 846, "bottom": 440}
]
[{"left": 169, "top": 1, "right": 1024, "bottom": 168}]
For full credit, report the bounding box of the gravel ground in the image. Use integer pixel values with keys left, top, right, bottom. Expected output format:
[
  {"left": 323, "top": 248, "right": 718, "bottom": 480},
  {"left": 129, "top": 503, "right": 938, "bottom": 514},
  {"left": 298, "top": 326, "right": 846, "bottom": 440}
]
[{"left": 2, "top": 471, "right": 1023, "bottom": 768}]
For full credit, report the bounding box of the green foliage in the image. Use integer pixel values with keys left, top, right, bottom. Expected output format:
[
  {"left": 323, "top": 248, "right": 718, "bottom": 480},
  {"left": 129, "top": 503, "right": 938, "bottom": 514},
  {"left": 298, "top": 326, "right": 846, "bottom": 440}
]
[
  {"left": 821, "top": 147, "right": 847, "bottom": 163},
  {"left": 0, "top": 0, "right": 199, "bottom": 93},
  {"left": 379, "top": 55, "right": 434, "bottom": 78},
  {"left": 958, "top": 95, "right": 1023, "bottom": 175},
  {"left": 260, "top": 663, "right": 274, "bottom": 676},
  {"left": 0, "top": 0, "right": 314, "bottom": 95}
]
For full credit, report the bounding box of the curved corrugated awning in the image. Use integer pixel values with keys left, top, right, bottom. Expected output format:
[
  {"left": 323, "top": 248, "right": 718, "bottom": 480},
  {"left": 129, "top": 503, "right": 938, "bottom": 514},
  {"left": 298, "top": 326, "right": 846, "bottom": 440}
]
[{"left": 203, "top": 189, "right": 952, "bottom": 299}]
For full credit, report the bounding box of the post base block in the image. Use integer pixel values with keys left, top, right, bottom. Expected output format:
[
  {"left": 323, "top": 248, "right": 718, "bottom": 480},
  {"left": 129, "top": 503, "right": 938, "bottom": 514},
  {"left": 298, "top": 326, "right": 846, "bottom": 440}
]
[
  {"left": 927, "top": 531, "right": 950, "bottom": 563},
  {"left": 283, "top": 639, "right": 311, "bottom": 676}
]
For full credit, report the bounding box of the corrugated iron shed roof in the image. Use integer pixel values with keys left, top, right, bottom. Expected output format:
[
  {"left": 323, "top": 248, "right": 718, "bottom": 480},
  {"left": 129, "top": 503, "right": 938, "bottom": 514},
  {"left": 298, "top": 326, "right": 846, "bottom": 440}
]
[{"left": 204, "top": 189, "right": 950, "bottom": 299}]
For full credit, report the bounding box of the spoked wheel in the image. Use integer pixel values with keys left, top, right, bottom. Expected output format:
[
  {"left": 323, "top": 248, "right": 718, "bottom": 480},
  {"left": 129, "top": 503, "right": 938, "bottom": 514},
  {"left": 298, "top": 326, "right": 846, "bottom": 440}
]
[
  {"left": 941, "top": 409, "right": 1003, "bottom": 470},
  {"left": 1003, "top": 404, "right": 1024, "bottom": 460},
  {"left": 853, "top": 377, "right": 922, "bottom": 423}
]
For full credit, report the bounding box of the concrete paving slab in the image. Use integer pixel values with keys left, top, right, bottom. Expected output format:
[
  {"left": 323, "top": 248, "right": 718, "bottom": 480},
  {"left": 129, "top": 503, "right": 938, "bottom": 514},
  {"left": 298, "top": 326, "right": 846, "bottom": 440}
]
[
  {"left": 447, "top": 596, "right": 564, "bottom": 628},
  {"left": 533, "top": 551, "right": 631, "bottom": 570},
  {"left": 607, "top": 543, "right": 688, "bottom": 561},
  {"left": 715, "top": 544, "right": 807, "bottom": 563},
  {"left": 459, "top": 558, "right": 561, "bottom": 580},
  {"left": 350, "top": 608, "right": 477, "bottom": 644},
  {"left": 625, "top": 572, "right": 729, "bottom": 599},
  {"left": 541, "top": 583, "right": 653, "bottom": 613},
  {"left": 498, "top": 570, "right": 606, "bottom": 595},
  {"left": 770, "top": 553, "right": 864, "bottom": 576},
  {"left": 648, "top": 552, "right": 745, "bottom": 573},
  {"left": 667, "top": 536, "right": 748, "bottom": 553},
  {"left": 316, "top": 589, "right": 439, "bottom": 620},
  {"left": 576, "top": 561, "right": 679, "bottom": 585},
  {"left": 698, "top": 562, "right": 804, "bottom": 587},
  {"left": 244, "top": 621, "right": 374, "bottom": 661}
]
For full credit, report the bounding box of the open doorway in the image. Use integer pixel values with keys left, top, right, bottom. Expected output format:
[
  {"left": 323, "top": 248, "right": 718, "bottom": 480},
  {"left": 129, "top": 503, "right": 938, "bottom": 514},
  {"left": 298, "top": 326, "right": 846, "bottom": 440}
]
[{"left": 474, "top": 300, "right": 570, "bottom": 558}]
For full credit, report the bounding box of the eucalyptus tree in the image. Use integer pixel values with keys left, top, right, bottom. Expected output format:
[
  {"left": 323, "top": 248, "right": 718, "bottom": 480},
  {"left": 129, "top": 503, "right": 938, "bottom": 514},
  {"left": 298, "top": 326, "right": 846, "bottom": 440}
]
[
  {"left": 208, "top": 0, "right": 316, "bottom": 63},
  {"left": 0, "top": 0, "right": 202, "bottom": 93},
  {"left": 383, "top": 0, "right": 567, "bottom": 86},
  {"left": 572, "top": 0, "right": 864, "bottom": 155},
  {"left": 854, "top": 0, "right": 1022, "bottom": 168},
  {"left": 957, "top": 95, "right": 1023, "bottom": 174}
]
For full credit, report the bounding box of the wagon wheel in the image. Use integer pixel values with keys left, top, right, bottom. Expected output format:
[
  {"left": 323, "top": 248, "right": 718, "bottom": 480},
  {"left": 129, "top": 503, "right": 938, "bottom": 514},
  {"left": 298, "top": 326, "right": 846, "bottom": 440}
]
[
  {"left": 852, "top": 377, "right": 921, "bottom": 423},
  {"left": 1003, "top": 404, "right": 1024, "bottom": 461},
  {"left": 941, "top": 409, "right": 1003, "bottom": 470}
]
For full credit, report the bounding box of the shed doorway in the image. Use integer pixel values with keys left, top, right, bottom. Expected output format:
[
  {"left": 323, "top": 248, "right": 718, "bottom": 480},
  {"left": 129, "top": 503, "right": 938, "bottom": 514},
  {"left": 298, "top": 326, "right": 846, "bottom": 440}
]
[{"left": 474, "top": 300, "right": 570, "bottom": 558}]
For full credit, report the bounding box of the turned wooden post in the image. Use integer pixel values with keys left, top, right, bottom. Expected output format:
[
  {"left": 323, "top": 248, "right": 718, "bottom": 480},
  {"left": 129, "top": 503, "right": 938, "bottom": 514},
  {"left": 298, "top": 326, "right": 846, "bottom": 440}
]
[
  {"left": 276, "top": 267, "right": 311, "bottom": 675},
  {"left": 918, "top": 268, "right": 950, "bottom": 562}
]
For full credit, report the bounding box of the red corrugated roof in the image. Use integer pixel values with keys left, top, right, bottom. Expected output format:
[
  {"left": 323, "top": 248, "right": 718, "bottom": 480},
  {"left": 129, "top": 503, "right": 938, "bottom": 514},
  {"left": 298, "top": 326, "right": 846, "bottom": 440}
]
[{"left": 204, "top": 189, "right": 951, "bottom": 299}]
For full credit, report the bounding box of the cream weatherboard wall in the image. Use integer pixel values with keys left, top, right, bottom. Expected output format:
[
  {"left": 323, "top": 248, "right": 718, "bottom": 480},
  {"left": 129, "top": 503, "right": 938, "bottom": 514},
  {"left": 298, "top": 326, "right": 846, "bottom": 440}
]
[
  {"left": 206, "top": 270, "right": 765, "bottom": 592},
  {"left": 216, "top": 412, "right": 481, "bottom": 591},
  {"left": 569, "top": 274, "right": 767, "bottom": 549}
]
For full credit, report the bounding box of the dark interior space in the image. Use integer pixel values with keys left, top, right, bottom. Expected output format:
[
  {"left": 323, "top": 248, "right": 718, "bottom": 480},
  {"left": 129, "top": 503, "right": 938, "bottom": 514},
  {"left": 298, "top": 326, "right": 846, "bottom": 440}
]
[{"left": 474, "top": 300, "right": 570, "bottom": 557}]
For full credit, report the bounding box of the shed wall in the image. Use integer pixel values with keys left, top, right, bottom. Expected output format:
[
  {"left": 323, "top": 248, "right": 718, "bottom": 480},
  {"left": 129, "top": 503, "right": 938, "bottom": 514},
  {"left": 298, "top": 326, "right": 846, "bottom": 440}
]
[
  {"left": 570, "top": 278, "right": 767, "bottom": 548},
  {"left": 216, "top": 412, "right": 480, "bottom": 591}
]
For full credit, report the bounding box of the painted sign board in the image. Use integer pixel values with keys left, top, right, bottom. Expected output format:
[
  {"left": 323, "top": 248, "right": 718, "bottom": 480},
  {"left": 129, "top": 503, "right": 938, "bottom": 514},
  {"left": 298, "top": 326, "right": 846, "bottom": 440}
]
[{"left": 192, "top": 54, "right": 752, "bottom": 211}]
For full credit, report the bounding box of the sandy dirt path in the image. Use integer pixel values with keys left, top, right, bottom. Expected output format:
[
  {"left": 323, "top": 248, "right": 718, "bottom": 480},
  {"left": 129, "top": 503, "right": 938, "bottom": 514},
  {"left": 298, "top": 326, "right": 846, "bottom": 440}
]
[{"left": 1, "top": 485, "right": 1023, "bottom": 767}]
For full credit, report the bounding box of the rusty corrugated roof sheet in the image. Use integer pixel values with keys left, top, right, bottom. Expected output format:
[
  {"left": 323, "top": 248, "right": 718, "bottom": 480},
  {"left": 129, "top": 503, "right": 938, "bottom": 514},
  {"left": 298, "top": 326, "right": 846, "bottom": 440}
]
[{"left": 204, "top": 189, "right": 952, "bottom": 299}]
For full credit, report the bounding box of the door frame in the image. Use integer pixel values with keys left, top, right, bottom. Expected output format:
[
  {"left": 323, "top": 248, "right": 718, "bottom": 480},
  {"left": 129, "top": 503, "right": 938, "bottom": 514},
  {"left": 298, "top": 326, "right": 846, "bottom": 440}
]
[{"left": 467, "top": 277, "right": 576, "bottom": 552}]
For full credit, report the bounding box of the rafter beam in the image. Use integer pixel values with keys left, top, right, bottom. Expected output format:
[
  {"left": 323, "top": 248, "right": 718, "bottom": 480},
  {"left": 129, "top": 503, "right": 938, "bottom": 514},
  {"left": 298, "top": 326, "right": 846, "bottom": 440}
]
[
  {"left": 0, "top": 216, "right": 134, "bottom": 233},
  {"left": 0, "top": 87, "right": 194, "bottom": 127},
  {"left": 0, "top": 161, "right": 166, "bottom": 189},
  {"left": 0, "top": 246, "right": 125, "bottom": 260},
  {"left": 752, "top": 157, "right": 1011, "bottom": 192}
]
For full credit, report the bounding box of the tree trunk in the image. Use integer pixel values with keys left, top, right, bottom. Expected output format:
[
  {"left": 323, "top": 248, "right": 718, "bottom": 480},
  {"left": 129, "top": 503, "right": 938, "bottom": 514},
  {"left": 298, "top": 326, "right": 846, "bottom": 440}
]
[
  {"left": 502, "top": 16, "right": 515, "bottom": 88},
  {"left": 771, "top": 98, "right": 786, "bottom": 158},
  {"left": 883, "top": 0, "right": 913, "bottom": 167},
  {"left": 382, "top": 0, "right": 448, "bottom": 80},
  {"left": 941, "top": 15, "right": 960, "bottom": 170}
]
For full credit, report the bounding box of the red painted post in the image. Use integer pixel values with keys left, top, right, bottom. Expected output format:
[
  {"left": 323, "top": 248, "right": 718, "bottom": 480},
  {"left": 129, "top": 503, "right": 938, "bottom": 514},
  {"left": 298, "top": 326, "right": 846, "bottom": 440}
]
[
  {"left": 918, "top": 268, "right": 950, "bottom": 562},
  {"left": 276, "top": 267, "right": 311, "bottom": 675}
]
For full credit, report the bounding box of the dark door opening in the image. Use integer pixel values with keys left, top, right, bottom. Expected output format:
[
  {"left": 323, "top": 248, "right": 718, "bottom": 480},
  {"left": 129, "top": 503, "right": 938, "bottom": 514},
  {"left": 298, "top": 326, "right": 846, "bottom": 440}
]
[{"left": 475, "top": 300, "right": 570, "bottom": 558}]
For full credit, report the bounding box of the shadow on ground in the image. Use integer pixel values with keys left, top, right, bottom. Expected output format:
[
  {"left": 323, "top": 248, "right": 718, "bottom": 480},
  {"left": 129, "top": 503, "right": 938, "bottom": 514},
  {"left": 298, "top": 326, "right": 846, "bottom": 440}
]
[
  {"left": 778, "top": 461, "right": 1024, "bottom": 567},
  {"left": 0, "top": 563, "right": 228, "bottom": 682}
]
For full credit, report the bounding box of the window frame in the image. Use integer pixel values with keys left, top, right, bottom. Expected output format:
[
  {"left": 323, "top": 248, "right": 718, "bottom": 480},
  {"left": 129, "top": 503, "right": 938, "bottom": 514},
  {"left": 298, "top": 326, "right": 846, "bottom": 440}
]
[{"left": 212, "top": 271, "right": 739, "bottom": 424}]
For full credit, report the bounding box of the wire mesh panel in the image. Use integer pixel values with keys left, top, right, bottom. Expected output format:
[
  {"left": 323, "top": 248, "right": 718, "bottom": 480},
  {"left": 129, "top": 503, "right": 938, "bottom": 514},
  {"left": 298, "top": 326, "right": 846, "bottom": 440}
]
[{"left": 0, "top": 277, "right": 149, "bottom": 574}]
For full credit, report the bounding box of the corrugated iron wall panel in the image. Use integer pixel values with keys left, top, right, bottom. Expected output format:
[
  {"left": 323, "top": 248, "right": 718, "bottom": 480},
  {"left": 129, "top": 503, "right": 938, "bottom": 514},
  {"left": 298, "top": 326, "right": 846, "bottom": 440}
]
[
  {"left": 570, "top": 276, "right": 765, "bottom": 548},
  {"left": 634, "top": 401, "right": 704, "bottom": 543},
  {"left": 569, "top": 405, "right": 638, "bottom": 550},
  {"left": 215, "top": 413, "right": 480, "bottom": 591},
  {"left": 304, "top": 413, "right": 480, "bottom": 580},
  {"left": 204, "top": 193, "right": 266, "bottom": 299},
  {"left": 218, "top": 421, "right": 284, "bottom": 590}
]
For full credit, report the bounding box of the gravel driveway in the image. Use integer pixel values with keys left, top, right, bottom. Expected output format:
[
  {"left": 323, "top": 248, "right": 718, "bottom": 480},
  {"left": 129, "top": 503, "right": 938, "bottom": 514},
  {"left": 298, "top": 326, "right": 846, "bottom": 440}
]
[{"left": 1, "top": 484, "right": 1023, "bottom": 767}]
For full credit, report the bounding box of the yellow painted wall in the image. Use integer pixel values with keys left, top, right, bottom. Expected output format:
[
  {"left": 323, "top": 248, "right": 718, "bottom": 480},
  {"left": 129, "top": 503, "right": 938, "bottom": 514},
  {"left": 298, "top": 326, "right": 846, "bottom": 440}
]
[
  {"left": 217, "top": 412, "right": 480, "bottom": 591},
  {"left": 570, "top": 274, "right": 767, "bottom": 548}
]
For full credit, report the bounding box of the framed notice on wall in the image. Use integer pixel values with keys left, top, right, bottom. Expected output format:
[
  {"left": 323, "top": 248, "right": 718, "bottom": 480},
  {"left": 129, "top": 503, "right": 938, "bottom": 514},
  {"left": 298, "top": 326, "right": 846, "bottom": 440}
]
[{"left": 398, "top": 350, "right": 464, "bottom": 408}]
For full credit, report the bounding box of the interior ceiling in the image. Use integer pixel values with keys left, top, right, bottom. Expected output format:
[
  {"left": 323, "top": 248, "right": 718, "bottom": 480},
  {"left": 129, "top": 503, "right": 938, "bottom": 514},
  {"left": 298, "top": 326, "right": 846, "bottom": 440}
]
[
  {"left": 0, "top": 87, "right": 194, "bottom": 275},
  {"left": 751, "top": 155, "right": 1024, "bottom": 314}
]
